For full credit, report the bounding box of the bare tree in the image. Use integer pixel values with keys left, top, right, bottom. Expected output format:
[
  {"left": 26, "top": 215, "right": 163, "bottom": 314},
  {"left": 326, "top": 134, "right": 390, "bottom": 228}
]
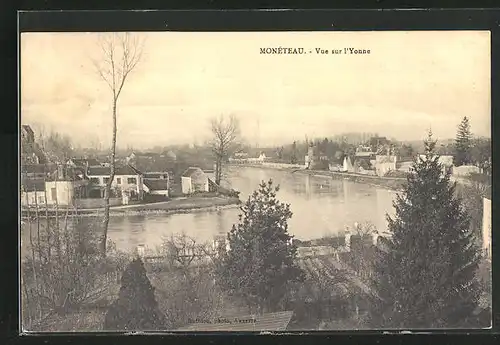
[
  {"left": 92, "top": 33, "right": 144, "bottom": 257},
  {"left": 209, "top": 115, "right": 240, "bottom": 186}
]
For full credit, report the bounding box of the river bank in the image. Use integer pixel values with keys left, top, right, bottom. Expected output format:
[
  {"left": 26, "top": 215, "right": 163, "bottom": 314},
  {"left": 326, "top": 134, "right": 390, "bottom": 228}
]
[
  {"left": 21, "top": 196, "right": 241, "bottom": 219},
  {"left": 231, "top": 163, "right": 407, "bottom": 191}
]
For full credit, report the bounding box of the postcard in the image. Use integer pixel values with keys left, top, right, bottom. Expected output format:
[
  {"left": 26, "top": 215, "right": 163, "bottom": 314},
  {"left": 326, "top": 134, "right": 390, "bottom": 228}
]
[{"left": 20, "top": 30, "right": 491, "bottom": 332}]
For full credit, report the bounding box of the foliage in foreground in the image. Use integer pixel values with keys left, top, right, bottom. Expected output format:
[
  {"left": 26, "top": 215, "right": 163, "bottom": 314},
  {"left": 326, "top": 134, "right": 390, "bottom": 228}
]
[
  {"left": 369, "top": 132, "right": 482, "bottom": 329},
  {"left": 21, "top": 214, "right": 127, "bottom": 330},
  {"left": 215, "top": 179, "right": 305, "bottom": 314},
  {"left": 104, "top": 257, "right": 166, "bottom": 331}
]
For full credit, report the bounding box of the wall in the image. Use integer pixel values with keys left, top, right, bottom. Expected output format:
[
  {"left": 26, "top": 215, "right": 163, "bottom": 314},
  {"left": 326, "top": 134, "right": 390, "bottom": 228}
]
[
  {"left": 21, "top": 191, "right": 46, "bottom": 206},
  {"left": 453, "top": 165, "right": 481, "bottom": 177},
  {"left": 74, "top": 197, "right": 122, "bottom": 209},
  {"left": 374, "top": 155, "right": 397, "bottom": 177},
  {"left": 483, "top": 197, "right": 491, "bottom": 259},
  {"left": 150, "top": 189, "right": 169, "bottom": 196},
  {"left": 181, "top": 176, "right": 192, "bottom": 194},
  {"left": 87, "top": 173, "right": 143, "bottom": 199},
  {"left": 45, "top": 181, "right": 75, "bottom": 206},
  {"left": 191, "top": 170, "right": 209, "bottom": 192},
  {"left": 375, "top": 162, "right": 396, "bottom": 177}
]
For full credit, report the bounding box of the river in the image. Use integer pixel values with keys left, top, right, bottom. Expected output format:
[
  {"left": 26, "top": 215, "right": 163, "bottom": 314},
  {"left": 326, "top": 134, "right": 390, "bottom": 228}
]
[
  {"left": 20, "top": 166, "right": 398, "bottom": 256},
  {"left": 105, "top": 166, "right": 397, "bottom": 253}
]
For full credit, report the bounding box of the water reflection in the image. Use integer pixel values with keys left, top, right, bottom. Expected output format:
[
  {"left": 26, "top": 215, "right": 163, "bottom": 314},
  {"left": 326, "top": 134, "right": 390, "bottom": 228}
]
[{"left": 21, "top": 166, "right": 398, "bottom": 254}]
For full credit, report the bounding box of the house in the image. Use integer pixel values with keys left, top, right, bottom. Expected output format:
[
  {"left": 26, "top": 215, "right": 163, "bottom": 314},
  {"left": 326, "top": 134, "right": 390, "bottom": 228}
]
[
  {"left": 21, "top": 165, "right": 89, "bottom": 207},
  {"left": 143, "top": 179, "right": 169, "bottom": 197},
  {"left": 21, "top": 164, "right": 56, "bottom": 180},
  {"left": 374, "top": 155, "right": 397, "bottom": 177},
  {"left": 86, "top": 164, "right": 144, "bottom": 201},
  {"left": 20, "top": 179, "right": 46, "bottom": 206},
  {"left": 143, "top": 172, "right": 170, "bottom": 198},
  {"left": 181, "top": 167, "right": 209, "bottom": 194},
  {"left": 143, "top": 172, "right": 169, "bottom": 180},
  {"left": 67, "top": 157, "right": 101, "bottom": 168}
]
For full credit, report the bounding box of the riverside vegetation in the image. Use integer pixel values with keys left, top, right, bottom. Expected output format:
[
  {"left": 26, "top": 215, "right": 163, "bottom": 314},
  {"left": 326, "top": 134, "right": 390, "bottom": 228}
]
[{"left": 21, "top": 134, "right": 491, "bottom": 330}]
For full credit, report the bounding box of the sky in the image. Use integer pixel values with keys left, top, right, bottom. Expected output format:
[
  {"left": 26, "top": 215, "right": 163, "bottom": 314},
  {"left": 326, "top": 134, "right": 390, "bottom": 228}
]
[{"left": 20, "top": 31, "right": 491, "bottom": 149}]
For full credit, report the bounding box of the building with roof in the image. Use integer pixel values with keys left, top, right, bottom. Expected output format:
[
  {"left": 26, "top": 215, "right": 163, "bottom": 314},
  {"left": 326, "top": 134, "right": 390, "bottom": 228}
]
[
  {"left": 86, "top": 164, "right": 144, "bottom": 201},
  {"left": 143, "top": 178, "right": 170, "bottom": 198},
  {"left": 67, "top": 157, "right": 101, "bottom": 168},
  {"left": 21, "top": 164, "right": 90, "bottom": 207},
  {"left": 20, "top": 179, "right": 46, "bottom": 206},
  {"left": 374, "top": 155, "right": 397, "bottom": 177},
  {"left": 181, "top": 167, "right": 209, "bottom": 194}
]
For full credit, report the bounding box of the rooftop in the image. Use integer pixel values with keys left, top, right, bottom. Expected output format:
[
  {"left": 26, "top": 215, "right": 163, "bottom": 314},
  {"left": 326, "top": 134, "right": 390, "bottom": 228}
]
[
  {"left": 143, "top": 178, "right": 169, "bottom": 191},
  {"left": 69, "top": 158, "right": 101, "bottom": 167},
  {"left": 21, "top": 179, "right": 45, "bottom": 192},
  {"left": 182, "top": 167, "right": 203, "bottom": 178},
  {"left": 87, "top": 165, "right": 142, "bottom": 176}
]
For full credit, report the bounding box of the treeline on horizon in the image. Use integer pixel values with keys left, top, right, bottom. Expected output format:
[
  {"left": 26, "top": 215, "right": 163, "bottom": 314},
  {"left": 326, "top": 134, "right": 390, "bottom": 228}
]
[{"left": 26, "top": 126, "right": 490, "bottom": 169}]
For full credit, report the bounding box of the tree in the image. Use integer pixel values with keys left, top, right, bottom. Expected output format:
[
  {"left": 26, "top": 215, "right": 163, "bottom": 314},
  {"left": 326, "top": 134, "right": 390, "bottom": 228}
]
[
  {"left": 469, "top": 137, "right": 491, "bottom": 167},
  {"left": 291, "top": 141, "right": 298, "bottom": 164},
  {"left": 104, "top": 257, "right": 166, "bottom": 331},
  {"left": 398, "top": 144, "right": 415, "bottom": 158},
  {"left": 454, "top": 116, "right": 473, "bottom": 166},
  {"left": 152, "top": 235, "right": 225, "bottom": 329},
  {"left": 216, "top": 179, "right": 305, "bottom": 313},
  {"left": 92, "top": 33, "right": 144, "bottom": 257},
  {"left": 209, "top": 115, "right": 240, "bottom": 186},
  {"left": 369, "top": 131, "right": 481, "bottom": 329}
]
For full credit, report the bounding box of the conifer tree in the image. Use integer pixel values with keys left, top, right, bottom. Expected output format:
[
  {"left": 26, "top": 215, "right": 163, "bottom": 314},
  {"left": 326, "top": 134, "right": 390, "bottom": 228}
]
[
  {"left": 454, "top": 116, "right": 473, "bottom": 166},
  {"left": 216, "top": 179, "right": 304, "bottom": 313},
  {"left": 369, "top": 131, "right": 481, "bottom": 329},
  {"left": 104, "top": 257, "right": 167, "bottom": 331}
]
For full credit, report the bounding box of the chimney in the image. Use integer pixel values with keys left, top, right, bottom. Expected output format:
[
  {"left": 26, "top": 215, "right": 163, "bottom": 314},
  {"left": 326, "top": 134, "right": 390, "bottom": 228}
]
[{"left": 57, "top": 164, "right": 65, "bottom": 180}]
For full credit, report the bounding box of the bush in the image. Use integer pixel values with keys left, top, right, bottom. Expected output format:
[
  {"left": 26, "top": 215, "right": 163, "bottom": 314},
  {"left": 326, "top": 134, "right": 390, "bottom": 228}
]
[{"left": 104, "top": 257, "right": 166, "bottom": 331}]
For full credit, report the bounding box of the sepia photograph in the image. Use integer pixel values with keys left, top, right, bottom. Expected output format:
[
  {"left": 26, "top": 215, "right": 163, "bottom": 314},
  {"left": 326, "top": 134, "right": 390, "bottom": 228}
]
[{"left": 19, "top": 30, "right": 492, "bottom": 332}]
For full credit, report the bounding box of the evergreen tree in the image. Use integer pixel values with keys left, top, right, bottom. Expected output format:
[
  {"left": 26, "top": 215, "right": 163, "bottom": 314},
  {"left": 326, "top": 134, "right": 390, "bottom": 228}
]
[
  {"left": 104, "top": 257, "right": 167, "bottom": 331},
  {"left": 454, "top": 116, "right": 473, "bottom": 166},
  {"left": 369, "top": 131, "right": 481, "bottom": 329},
  {"left": 216, "top": 179, "right": 304, "bottom": 313}
]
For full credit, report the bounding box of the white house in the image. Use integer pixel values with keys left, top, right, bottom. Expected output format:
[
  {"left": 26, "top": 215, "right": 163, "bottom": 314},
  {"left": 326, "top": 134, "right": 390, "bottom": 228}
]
[
  {"left": 181, "top": 167, "right": 209, "bottom": 194},
  {"left": 21, "top": 179, "right": 46, "bottom": 206},
  {"left": 374, "top": 155, "right": 397, "bottom": 177},
  {"left": 142, "top": 172, "right": 170, "bottom": 197},
  {"left": 86, "top": 164, "right": 144, "bottom": 200},
  {"left": 21, "top": 179, "right": 88, "bottom": 207},
  {"left": 21, "top": 164, "right": 89, "bottom": 207}
]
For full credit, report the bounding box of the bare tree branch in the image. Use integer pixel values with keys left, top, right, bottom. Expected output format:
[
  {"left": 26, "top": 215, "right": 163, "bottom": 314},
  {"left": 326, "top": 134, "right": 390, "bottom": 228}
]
[
  {"left": 209, "top": 115, "right": 241, "bottom": 186},
  {"left": 92, "top": 32, "right": 144, "bottom": 257}
]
